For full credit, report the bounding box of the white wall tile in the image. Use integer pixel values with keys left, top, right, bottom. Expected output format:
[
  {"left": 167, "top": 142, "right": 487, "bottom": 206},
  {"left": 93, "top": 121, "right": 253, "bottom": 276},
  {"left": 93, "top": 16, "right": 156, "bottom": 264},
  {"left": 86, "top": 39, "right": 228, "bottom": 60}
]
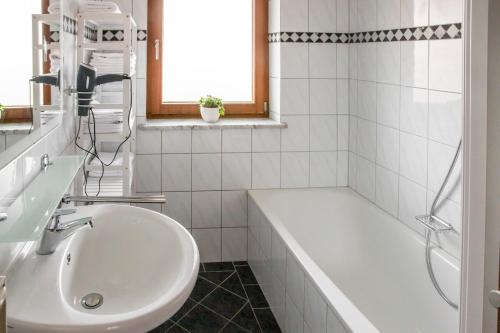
[
  {"left": 270, "top": 43, "right": 281, "bottom": 78},
  {"left": 310, "top": 152, "right": 337, "bottom": 187},
  {"left": 337, "top": 151, "right": 349, "bottom": 186},
  {"left": 135, "top": 154, "right": 161, "bottom": 192},
  {"left": 357, "top": 81, "right": 377, "bottom": 121},
  {"left": 357, "top": 0, "right": 377, "bottom": 31},
  {"left": 399, "top": 132, "right": 427, "bottom": 186},
  {"left": 162, "top": 129, "right": 192, "bottom": 154},
  {"left": 377, "top": 42, "right": 401, "bottom": 85},
  {"left": 375, "top": 166, "right": 399, "bottom": 216},
  {"left": 327, "top": 307, "right": 349, "bottom": 333},
  {"left": 192, "top": 191, "right": 222, "bottom": 228},
  {"left": 309, "top": 44, "right": 337, "bottom": 79},
  {"left": 280, "top": 43, "right": 309, "bottom": 78},
  {"left": 192, "top": 129, "right": 222, "bottom": 153},
  {"left": 400, "top": 87, "right": 428, "bottom": 137},
  {"left": 427, "top": 140, "right": 462, "bottom": 202},
  {"left": 348, "top": 152, "right": 358, "bottom": 188},
  {"left": 401, "top": 41, "right": 429, "bottom": 88},
  {"left": 337, "top": 79, "right": 349, "bottom": 114},
  {"left": 192, "top": 154, "right": 222, "bottom": 191},
  {"left": 162, "top": 154, "right": 191, "bottom": 191},
  {"left": 310, "top": 79, "right": 337, "bottom": 115},
  {"left": 252, "top": 153, "right": 281, "bottom": 189},
  {"left": 222, "top": 228, "right": 248, "bottom": 261},
  {"left": 429, "top": 0, "right": 463, "bottom": 25},
  {"left": 281, "top": 0, "right": 309, "bottom": 31},
  {"left": 357, "top": 43, "right": 377, "bottom": 81},
  {"left": 349, "top": 0, "right": 358, "bottom": 32},
  {"left": 428, "top": 91, "right": 462, "bottom": 146},
  {"left": 309, "top": 0, "right": 337, "bottom": 31},
  {"left": 281, "top": 152, "right": 310, "bottom": 188},
  {"left": 337, "top": 0, "right": 349, "bottom": 31},
  {"left": 377, "top": 0, "right": 401, "bottom": 30},
  {"left": 281, "top": 116, "right": 310, "bottom": 151},
  {"left": 286, "top": 294, "right": 305, "bottom": 333},
  {"left": 337, "top": 45, "right": 349, "bottom": 79},
  {"left": 377, "top": 83, "right": 400, "bottom": 128},
  {"left": 286, "top": 251, "right": 305, "bottom": 312},
  {"left": 304, "top": 278, "right": 328, "bottom": 333},
  {"left": 398, "top": 176, "right": 427, "bottom": 231},
  {"left": 222, "top": 191, "right": 248, "bottom": 227},
  {"left": 310, "top": 115, "right": 338, "bottom": 151},
  {"left": 164, "top": 192, "right": 191, "bottom": 229},
  {"left": 192, "top": 228, "right": 222, "bottom": 263},
  {"left": 349, "top": 79, "right": 358, "bottom": 115},
  {"left": 429, "top": 39, "right": 463, "bottom": 93},
  {"left": 136, "top": 41, "right": 146, "bottom": 78},
  {"left": 222, "top": 129, "right": 251, "bottom": 152},
  {"left": 136, "top": 129, "right": 161, "bottom": 154},
  {"left": 349, "top": 116, "right": 358, "bottom": 153},
  {"left": 281, "top": 79, "right": 310, "bottom": 115},
  {"left": 338, "top": 115, "right": 349, "bottom": 150},
  {"left": 357, "top": 119, "right": 376, "bottom": 161},
  {"left": 136, "top": 78, "right": 146, "bottom": 116},
  {"left": 401, "top": 0, "right": 428, "bottom": 27},
  {"left": 356, "top": 156, "right": 376, "bottom": 200},
  {"left": 132, "top": 0, "right": 147, "bottom": 29},
  {"left": 252, "top": 128, "right": 281, "bottom": 152},
  {"left": 222, "top": 153, "right": 252, "bottom": 190},
  {"left": 377, "top": 125, "right": 400, "bottom": 172},
  {"left": 349, "top": 44, "right": 358, "bottom": 79}
]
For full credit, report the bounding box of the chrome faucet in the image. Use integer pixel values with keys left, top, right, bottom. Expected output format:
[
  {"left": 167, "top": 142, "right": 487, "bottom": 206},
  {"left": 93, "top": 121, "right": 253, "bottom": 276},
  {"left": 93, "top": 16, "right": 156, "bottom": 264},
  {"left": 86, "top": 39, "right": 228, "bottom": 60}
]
[{"left": 37, "top": 209, "right": 93, "bottom": 255}]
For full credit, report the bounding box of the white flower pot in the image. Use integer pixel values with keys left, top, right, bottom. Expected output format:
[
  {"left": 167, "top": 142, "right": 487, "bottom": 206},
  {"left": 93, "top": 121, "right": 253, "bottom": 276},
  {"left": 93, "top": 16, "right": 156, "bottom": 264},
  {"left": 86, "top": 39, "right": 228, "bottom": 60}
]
[{"left": 200, "top": 106, "right": 220, "bottom": 123}]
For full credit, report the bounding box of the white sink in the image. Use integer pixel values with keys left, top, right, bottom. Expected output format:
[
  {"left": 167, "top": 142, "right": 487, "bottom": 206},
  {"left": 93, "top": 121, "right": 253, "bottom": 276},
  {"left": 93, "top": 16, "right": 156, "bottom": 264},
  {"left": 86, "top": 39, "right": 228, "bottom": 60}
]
[{"left": 6, "top": 204, "right": 199, "bottom": 333}]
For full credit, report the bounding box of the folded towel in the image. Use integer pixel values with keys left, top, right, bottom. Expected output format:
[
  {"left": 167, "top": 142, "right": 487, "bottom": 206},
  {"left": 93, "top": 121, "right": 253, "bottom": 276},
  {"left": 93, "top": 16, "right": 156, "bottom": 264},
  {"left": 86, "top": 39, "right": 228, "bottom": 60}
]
[{"left": 79, "top": 1, "right": 121, "bottom": 13}]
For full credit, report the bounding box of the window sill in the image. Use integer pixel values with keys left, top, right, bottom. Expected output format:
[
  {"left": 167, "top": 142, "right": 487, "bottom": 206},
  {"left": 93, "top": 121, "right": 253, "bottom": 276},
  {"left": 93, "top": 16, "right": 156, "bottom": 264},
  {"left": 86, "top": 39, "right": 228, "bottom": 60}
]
[{"left": 138, "top": 118, "right": 287, "bottom": 130}]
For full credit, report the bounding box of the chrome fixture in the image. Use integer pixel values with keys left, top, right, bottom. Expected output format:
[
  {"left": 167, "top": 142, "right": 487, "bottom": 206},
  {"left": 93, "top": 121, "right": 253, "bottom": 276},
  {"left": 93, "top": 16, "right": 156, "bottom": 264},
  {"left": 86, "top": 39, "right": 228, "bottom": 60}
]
[
  {"left": 81, "top": 293, "right": 104, "bottom": 310},
  {"left": 416, "top": 139, "right": 462, "bottom": 310},
  {"left": 489, "top": 290, "right": 500, "bottom": 309},
  {"left": 0, "top": 276, "right": 5, "bottom": 333},
  {"left": 61, "top": 194, "right": 167, "bottom": 205},
  {"left": 40, "top": 153, "right": 53, "bottom": 171},
  {"left": 37, "top": 209, "right": 93, "bottom": 255},
  {"left": 0, "top": 213, "right": 7, "bottom": 223}
]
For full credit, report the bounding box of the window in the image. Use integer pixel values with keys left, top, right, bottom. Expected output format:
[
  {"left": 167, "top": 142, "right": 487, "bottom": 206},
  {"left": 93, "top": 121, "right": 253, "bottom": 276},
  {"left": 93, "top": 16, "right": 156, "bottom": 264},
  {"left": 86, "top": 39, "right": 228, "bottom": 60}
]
[
  {"left": 147, "top": 0, "right": 268, "bottom": 118},
  {"left": 0, "top": 0, "right": 49, "bottom": 123}
]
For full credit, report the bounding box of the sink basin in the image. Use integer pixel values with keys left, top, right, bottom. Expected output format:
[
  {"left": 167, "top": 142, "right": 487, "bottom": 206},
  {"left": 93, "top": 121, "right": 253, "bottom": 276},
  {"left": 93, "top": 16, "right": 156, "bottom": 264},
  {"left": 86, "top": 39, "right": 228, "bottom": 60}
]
[{"left": 6, "top": 204, "right": 199, "bottom": 333}]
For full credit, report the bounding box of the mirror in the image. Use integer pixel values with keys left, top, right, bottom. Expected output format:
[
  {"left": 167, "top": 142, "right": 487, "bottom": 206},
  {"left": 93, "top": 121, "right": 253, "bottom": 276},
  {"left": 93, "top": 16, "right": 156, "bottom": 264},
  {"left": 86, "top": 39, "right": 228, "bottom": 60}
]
[{"left": 0, "top": 0, "right": 64, "bottom": 169}]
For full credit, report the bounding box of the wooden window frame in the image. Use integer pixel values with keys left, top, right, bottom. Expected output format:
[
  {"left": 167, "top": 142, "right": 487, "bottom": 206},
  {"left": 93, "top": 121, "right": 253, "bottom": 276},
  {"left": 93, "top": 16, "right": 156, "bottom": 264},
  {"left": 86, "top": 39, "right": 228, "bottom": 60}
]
[
  {"left": 146, "top": 0, "right": 269, "bottom": 119},
  {"left": 1, "top": 0, "right": 51, "bottom": 124}
]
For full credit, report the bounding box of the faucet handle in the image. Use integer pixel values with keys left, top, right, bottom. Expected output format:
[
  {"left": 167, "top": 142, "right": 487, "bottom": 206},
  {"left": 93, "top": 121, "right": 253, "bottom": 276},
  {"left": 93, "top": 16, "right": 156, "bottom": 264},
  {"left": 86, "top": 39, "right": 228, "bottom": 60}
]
[{"left": 52, "top": 208, "right": 77, "bottom": 217}]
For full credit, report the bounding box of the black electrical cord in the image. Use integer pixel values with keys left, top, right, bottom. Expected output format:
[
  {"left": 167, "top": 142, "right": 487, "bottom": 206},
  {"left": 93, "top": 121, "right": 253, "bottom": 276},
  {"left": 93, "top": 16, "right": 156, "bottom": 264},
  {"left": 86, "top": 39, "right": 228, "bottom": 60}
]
[{"left": 75, "top": 78, "right": 133, "bottom": 196}]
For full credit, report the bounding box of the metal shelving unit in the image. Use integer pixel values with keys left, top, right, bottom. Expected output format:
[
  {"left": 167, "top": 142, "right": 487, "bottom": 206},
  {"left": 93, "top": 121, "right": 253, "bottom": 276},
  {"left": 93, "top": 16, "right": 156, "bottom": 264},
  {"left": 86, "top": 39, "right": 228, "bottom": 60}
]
[{"left": 75, "top": 13, "right": 137, "bottom": 196}]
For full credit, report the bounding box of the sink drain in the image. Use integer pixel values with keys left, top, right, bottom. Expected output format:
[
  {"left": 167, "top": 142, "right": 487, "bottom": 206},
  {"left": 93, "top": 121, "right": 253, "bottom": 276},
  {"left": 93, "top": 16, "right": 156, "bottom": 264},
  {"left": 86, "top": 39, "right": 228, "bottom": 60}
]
[{"left": 81, "top": 293, "right": 103, "bottom": 309}]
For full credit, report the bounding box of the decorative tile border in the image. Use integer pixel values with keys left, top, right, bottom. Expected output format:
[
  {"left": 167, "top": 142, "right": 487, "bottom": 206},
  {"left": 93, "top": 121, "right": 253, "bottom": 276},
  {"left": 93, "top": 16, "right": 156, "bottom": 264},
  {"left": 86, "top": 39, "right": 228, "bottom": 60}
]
[
  {"left": 57, "top": 17, "right": 147, "bottom": 42},
  {"left": 102, "top": 29, "right": 148, "bottom": 41},
  {"left": 269, "top": 23, "right": 462, "bottom": 43}
]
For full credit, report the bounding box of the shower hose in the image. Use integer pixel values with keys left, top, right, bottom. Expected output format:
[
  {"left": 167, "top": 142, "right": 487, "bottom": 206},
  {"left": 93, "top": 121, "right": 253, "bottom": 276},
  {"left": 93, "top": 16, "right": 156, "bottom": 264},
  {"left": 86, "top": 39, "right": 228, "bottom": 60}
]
[{"left": 424, "top": 139, "right": 462, "bottom": 310}]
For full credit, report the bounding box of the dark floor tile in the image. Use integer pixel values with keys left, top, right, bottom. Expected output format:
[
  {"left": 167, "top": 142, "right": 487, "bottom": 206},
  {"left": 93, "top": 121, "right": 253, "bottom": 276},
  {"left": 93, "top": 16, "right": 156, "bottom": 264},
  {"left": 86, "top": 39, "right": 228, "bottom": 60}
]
[
  {"left": 178, "top": 304, "right": 228, "bottom": 333},
  {"left": 199, "top": 271, "right": 233, "bottom": 285},
  {"left": 244, "top": 285, "right": 269, "bottom": 309},
  {"left": 204, "top": 262, "right": 235, "bottom": 272},
  {"left": 236, "top": 265, "right": 258, "bottom": 285},
  {"left": 199, "top": 263, "right": 205, "bottom": 273},
  {"left": 166, "top": 324, "right": 190, "bottom": 332},
  {"left": 201, "top": 287, "right": 248, "bottom": 320},
  {"left": 221, "top": 272, "right": 247, "bottom": 299},
  {"left": 255, "top": 309, "right": 281, "bottom": 333},
  {"left": 170, "top": 298, "right": 197, "bottom": 322},
  {"left": 190, "top": 276, "right": 217, "bottom": 302},
  {"left": 148, "top": 320, "right": 175, "bottom": 333},
  {"left": 233, "top": 261, "right": 249, "bottom": 266},
  {"left": 220, "top": 322, "right": 251, "bottom": 332},
  {"left": 231, "top": 303, "right": 262, "bottom": 332}
]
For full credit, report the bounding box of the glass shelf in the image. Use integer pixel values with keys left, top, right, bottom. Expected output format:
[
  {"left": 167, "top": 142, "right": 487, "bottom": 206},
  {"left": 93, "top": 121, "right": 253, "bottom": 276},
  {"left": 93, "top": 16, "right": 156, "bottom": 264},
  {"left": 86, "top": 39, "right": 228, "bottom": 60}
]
[{"left": 0, "top": 155, "right": 84, "bottom": 243}]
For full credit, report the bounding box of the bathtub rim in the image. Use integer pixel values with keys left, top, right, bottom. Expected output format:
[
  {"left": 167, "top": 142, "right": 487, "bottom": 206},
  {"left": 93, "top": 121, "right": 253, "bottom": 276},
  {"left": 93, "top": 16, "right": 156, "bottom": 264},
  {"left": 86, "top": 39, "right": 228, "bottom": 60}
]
[{"left": 248, "top": 187, "right": 460, "bottom": 333}]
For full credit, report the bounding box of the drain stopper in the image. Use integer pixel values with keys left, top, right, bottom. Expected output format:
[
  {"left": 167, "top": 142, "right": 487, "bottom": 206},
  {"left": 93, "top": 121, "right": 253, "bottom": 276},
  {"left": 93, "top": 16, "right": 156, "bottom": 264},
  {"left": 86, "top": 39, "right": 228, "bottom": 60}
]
[{"left": 81, "top": 293, "right": 103, "bottom": 309}]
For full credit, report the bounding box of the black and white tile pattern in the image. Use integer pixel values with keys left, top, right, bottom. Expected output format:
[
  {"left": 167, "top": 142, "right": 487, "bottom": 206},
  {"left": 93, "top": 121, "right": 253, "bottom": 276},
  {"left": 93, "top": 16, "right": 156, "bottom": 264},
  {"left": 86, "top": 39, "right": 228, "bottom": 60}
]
[
  {"left": 148, "top": 262, "right": 281, "bottom": 333},
  {"left": 269, "top": 22, "right": 462, "bottom": 43},
  {"left": 102, "top": 29, "right": 148, "bottom": 41}
]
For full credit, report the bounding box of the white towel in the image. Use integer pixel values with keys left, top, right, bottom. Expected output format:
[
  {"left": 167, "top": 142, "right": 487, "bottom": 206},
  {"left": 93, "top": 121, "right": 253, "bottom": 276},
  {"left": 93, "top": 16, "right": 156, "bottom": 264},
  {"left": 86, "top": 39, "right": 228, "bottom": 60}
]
[{"left": 79, "top": 1, "right": 121, "bottom": 13}]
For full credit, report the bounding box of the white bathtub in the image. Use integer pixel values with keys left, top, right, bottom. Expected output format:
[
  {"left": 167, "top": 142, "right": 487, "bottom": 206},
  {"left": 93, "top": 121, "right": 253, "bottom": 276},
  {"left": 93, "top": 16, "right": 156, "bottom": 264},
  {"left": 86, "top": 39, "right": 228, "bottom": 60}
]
[{"left": 248, "top": 188, "right": 460, "bottom": 333}]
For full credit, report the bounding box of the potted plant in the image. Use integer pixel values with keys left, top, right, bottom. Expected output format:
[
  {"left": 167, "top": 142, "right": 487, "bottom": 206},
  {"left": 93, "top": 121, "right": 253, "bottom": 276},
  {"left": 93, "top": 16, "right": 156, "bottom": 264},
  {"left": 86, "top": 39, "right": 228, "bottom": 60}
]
[
  {"left": 199, "top": 95, "right": 225, "bottom": 123},
  {"left": 0, "top": 103, "right": 4, "bottom": 122}
]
